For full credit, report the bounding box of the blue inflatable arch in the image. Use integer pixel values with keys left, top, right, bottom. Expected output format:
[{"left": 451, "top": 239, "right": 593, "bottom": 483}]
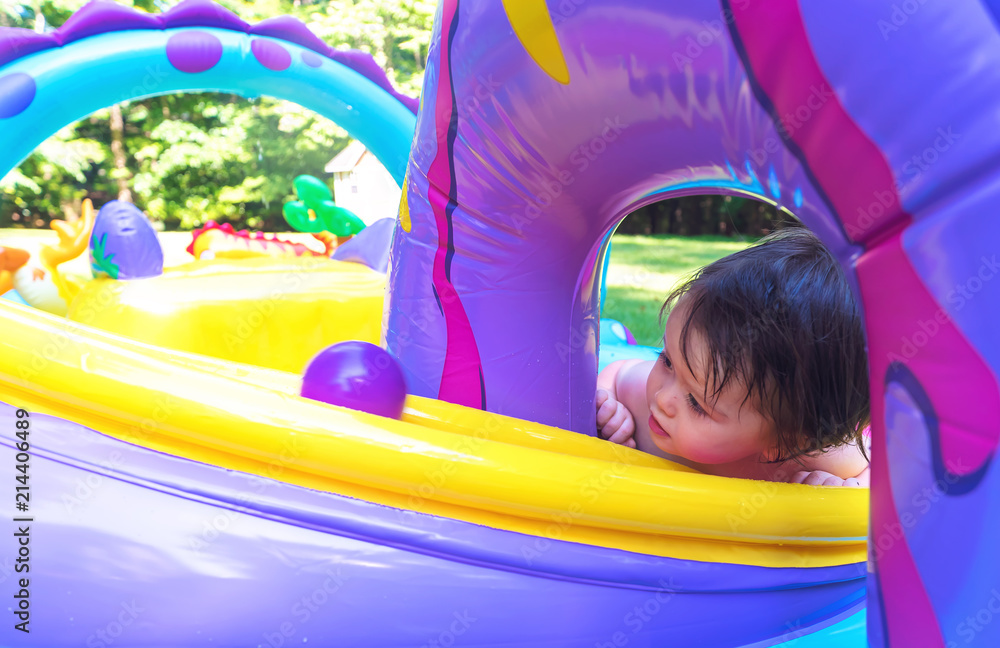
[{"left": 0, "top": 9, "right": 417, "bottom": 184}]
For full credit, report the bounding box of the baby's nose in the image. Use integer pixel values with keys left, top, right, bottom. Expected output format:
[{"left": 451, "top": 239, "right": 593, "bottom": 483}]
[{"left": 657, "top": 389, "right": 678, "bottom": 418}]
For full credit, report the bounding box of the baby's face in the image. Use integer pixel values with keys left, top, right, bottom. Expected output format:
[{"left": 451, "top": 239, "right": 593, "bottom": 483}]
[{"left": 645, "top": 300, "right": 776, "bottom": 468}]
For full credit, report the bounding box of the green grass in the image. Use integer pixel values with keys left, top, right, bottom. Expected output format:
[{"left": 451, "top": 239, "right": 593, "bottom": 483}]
[{"left": 602, "top": 234, "right": 753, "bottom": 346}]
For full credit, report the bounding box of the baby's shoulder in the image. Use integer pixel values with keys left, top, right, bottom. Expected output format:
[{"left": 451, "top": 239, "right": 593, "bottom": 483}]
[{"left": 615, "top": 359, "right": 653, "bottom": 402}]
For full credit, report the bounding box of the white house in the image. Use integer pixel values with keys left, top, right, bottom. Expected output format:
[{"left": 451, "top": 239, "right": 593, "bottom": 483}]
[{"left": 325, "top": 140, "right": 402, "bottom": 226}]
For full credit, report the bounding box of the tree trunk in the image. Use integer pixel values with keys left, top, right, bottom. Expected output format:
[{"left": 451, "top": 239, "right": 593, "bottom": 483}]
[{"left": 109, "top": 104, "right": 133, "bottom": 203}]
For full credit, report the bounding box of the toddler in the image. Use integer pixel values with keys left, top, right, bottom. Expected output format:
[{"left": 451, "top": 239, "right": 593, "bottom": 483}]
[{"left": 596, "top": 228, "right": 871, "bottom": 486}]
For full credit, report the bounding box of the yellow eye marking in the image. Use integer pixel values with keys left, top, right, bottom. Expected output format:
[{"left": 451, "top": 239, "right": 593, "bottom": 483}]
[{"left": 501, "top": 0, "right": 570, "bottom": 85}]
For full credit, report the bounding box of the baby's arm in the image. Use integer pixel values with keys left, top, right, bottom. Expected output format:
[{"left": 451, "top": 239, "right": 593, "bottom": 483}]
[
  {"left": 789, "top": 468, "right": 868, "bottom": 487},
  {"left": 595, "top": 359, "right": 645, "bottom": 448},
  {"left": 789, "top": 437, "right": 871, "bottom": 487}
]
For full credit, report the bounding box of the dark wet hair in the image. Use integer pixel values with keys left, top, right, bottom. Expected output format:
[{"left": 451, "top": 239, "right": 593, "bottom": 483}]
[{"left": 661, "top": 228, "right": 870, "bottom": 463}]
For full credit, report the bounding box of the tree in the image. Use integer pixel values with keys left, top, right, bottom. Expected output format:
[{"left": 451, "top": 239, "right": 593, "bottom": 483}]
[
  {"left": 0, "top": 0, "right": 434, "bottom": 231},
  {"left": 617, "top": 196, "right": 795, "bottom": 238}
]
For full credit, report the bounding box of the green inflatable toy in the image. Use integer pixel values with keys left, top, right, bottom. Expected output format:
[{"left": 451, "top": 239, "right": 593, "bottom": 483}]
[{"left": 283, "top": 175, "right": 366, "bottom": 238}]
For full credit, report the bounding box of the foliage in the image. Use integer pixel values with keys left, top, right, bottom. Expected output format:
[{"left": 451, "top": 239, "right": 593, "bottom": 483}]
[
  {"left": 619, "top": 195, "right": 796, "bottom": 238},
  {"left": 0, "top": 0, "right": 434, "bottom": 231},
  {"left": 1, "top": 1, "right": 794, "bottom": 239}
]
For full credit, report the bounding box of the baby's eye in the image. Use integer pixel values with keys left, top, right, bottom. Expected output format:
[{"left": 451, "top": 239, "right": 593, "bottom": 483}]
[
  {"left": 658, "top": 351, "right": 672, "bottom": 369},
  {"left": 686, "top": 393, "right": 707, "bottom": 417}
]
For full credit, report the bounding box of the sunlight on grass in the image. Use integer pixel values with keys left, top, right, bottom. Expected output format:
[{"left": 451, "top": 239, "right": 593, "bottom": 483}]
[{"left": 602, "top": 234, "right": 753, "bottom": 346}]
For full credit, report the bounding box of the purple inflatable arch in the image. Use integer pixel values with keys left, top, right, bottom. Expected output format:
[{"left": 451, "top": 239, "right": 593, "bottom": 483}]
[{"left": 385, "top": 1, "right": 1000, "bottom": 645}]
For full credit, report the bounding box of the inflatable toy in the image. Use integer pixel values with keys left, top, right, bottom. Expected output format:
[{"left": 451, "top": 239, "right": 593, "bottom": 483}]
[
  {"left": 598, "top": 318, "right": 659, "bottom": 372},
  {"left": 0, "top": 243, "right": 30, "bottom": 296},
  {"left": 382, "top": 1, "right": 1000, "bottom": 645},
  {"left": 89, "top": 199, "right": 164, "bottom": 279},
  {"left": 606, "top": 318, "right": 638, "bottom": 346},
  {"left": 78, "top": 198, "right": 385, "bottom": 372},
  {"left": 283, "top": 174, "right": 366, "bottom": 240},
  {"left": 1, "top": 198, "right": 96, "bottom": 315},
  {"left": 3, "top": 0, "right": 993, "bottom": 645},
  {"left": 186, "top": 220, "right": 336, "bottom": 260},
  {"left": 0, "top": 1, "right": 416, "bottom": 187},
  {"left": 68, "top": 254, "right": 386, "bottom": 372},
  {"left": 3, "top": 201, "right": 384, "bottom": 373},
  {"left": 188, "top": 175, "right": 362, "bottom": 261},
  {"left": 330, "top": 215, "right": 395, "bottom": 272},
  {"left": 301, "top": 341, "right": 408, "bottom": 418},
  {"left": 0, "top": 288, "right": 28, "bottom": 305}
]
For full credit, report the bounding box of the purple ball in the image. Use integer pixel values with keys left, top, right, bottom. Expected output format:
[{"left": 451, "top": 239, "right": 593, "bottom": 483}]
[{"left": 301, "top": 342, "right": 408, "bottom": 419}]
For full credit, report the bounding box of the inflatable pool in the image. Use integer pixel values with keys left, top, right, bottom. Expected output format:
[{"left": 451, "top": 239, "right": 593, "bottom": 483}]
[
  {"left": 3, "top": 0, "right": 998, "bottom": 646},
  {"left": 0, "top": 300, "right": 867, "bottom": 646},
  {"left": 70, "top": 255, "right": 386, "bottom": 372}
]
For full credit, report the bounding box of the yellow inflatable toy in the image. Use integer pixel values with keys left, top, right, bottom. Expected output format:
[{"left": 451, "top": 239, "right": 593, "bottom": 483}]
[
  {"left": 69, "top": 255, "right": 385, "bottom": 373},
  {"left": 1, "top": 199, "right": 96, "bottom": 316},
  {"left": 3, "top": 200, "right": 384, "bottom": 373},
  {"left": 1, "top": 301, "right": 867, "bottom": 570}
]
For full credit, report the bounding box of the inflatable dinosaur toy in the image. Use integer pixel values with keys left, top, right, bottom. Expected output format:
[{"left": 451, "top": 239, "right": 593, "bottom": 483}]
[
  {"left": 0, "top": 244, "right": 30, "bottom": 295},
  {"left": 1, "top": 199, "right": 96, "bottom": 315},
  {"left": 186, "top": 220, "right": 336, "bottom": 260}
]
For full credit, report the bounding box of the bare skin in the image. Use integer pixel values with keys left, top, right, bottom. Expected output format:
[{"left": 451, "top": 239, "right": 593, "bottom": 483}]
[{"left": 597, "top": 300, "right": 870, "bottom": 486}]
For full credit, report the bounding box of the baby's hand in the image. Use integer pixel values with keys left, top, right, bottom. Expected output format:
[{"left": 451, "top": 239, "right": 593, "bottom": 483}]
[
  {"left": 789, "top": 470, "right": 866, "bottom": 488},
  {"left": 596, "top": 388, "right": 636, "bottom": 448}
]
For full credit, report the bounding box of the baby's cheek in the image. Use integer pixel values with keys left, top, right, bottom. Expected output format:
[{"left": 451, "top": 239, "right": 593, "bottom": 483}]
[
  {"left": 681, "top": 425, "right": 737, "bottom": 464},
  {"left": 681, "top": 443, "right": 723, "bottom": 464}
]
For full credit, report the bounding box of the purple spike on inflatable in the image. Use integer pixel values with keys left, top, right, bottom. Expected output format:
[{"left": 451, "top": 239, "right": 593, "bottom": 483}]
[
  {"left": 161, "top": 0, "right": 249, "bottom": 31},
  {"left": 58, "top": 0, "right": 161, "bottom": 45},
  {"left": 0, "top": 29, "right": 57, "bottom": 69},
  {"left": 331, "top": 217, "right": 395, "bottom": 273},
  {"left": 330, "top": 50, "right": 420, "bottom": 114},
  {"left": 250, "top": 15, "right": 332, "bottom": 57}
]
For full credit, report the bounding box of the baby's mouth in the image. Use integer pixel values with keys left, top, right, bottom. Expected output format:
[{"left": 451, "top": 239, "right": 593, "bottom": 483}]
[{"left": 648, "top": 415, "right": 669, "bottom": 438}]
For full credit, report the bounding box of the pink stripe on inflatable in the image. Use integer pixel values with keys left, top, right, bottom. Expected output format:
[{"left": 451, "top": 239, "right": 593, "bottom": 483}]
[
  {"left": 856, "top": 236, "right": 984, "bottom": 647},
  {"left": 729, "top": 1, "right": 903, "bottom": 245},
  {"left": 868, "top": 433, "right": 945, "bottom": 647},
  {"left": 729, "top": 4, "right": 998, "bottom": 645},
  {"left": 426, "top": 0, "right": 485, "bottom": 408},
  {"left": 858, "top": 236, "right": 1000, "bottom": 475},
  {"left": 729, "top": 0, "right": 1000, "bottom": 477}
]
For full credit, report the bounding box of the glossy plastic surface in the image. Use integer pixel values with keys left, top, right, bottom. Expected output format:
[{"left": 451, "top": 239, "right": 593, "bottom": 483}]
[{"left": 68, "top": 256, "right": 385, "bottom": 373}]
